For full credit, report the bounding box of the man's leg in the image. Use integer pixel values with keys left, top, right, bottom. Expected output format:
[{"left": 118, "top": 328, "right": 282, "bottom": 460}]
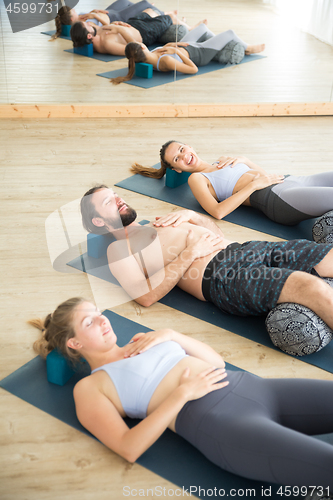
[
  {"left": 314, "top": 247, "right": 333, "bottom": 277},
  {"left": 277, "top": 271, "right": 333, "bottom": 330},
  {"left": 105, "top": 0, "right": 133, "bottom": 12}
]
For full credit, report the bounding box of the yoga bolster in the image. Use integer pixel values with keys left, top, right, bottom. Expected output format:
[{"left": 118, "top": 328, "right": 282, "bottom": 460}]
[
  {"left": 266, "top": 303, "right": 333, "bottom": 356},
  {"left": 213, "top": 40, "right": 245, "bottom": 65},
  {"left": 46, "top": 349, "right": 75, "bottom": 385},
  {"left": 74, "top": 44, "right": 94, "bottom": 57},
  {"left": 312, "top": 210, "right": 333, "bottom": 244},
  {"left": 135, "top": 62, "right": 153, "bottom": 79},
  {"left": 165, "top": 169, "right": 190, "bottom": 188},
  {"left": 61, "top": 25, "right": 71, "bottom": 37},
  {"left": 157, "top": 24, "right": 189, "bottom": 44},
  {"left": 324, "top": 277, "right": 333, "bottom": 288}
]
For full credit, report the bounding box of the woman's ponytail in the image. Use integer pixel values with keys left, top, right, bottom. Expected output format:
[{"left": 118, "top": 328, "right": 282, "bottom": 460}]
[
  {"left": 130, "top": 162, "right": 167, "bottom": 179},
  {"left": 28, "top": 298, "right": 86, "bottom": 362},
  {"left": 50, "top": 6, "right": 72, "bottom": 41},
  {"left": 111, "top": 42, "right": 146, "bottom": 84}
]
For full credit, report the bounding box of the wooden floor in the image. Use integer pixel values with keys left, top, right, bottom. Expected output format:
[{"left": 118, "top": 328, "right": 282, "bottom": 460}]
[
  {"left": 1, "top": 0, "right": 333, "bottom": 105},
  {"left": 1, "top": 115, "right": 333, "bottom": 499}
]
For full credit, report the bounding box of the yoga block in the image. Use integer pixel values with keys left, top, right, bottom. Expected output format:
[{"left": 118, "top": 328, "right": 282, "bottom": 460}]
[
  {"left": 165, "top": 169, "right": 191, "bottom": 188},
  {"left": 46, "top": 349, "right": 75, "bottom": 386},
  {"left": 135, "top": 62, "right": 153, "bottom": 79},
  {"left": 74, "top": 44, "right": 94, "bottom": 57},
  {"left": 61, "top": 25, "right": 71, "bottom": 37},
  {"left": 87, "top": 233, "right": 114, "bottom": 259}
]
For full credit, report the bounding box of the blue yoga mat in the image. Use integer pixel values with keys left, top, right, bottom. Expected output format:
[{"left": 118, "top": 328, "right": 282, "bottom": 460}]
[
  {"left": 65, "top": 43, "right": 160, "bottom": 62},
  {"left": 97, "top": 54, "right": 265, "bottom": 88},
  {"left": 115, "top": 168, "right": 316, "bottom": 240},
  {"left": 41, "top": 30, "right": 71, "bottom": 40},
  {"left": 0, "top": 310, "right": 300, "bottom": 500},
  {"left": 65, "top": 47, "right": 125, "bottom": 62},
  {"left": 67, "top": 249, "right": 333, "bottom": 374}
]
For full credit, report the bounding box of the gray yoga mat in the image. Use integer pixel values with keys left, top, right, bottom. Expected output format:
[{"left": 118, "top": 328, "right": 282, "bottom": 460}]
[
  {"left": 115, "top": 169, "right": 316, "bottom": 240},
  {"left": 0, "top": 310, "right": 304, "bottom": 500},
  {"left": 97, "top": 54, "right": 265, "bottom": 88}
]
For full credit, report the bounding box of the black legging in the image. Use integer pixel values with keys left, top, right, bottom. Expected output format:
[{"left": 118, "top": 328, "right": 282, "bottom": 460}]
[{"left": 176, "top": 371, "right": 333, "bottom": 491}]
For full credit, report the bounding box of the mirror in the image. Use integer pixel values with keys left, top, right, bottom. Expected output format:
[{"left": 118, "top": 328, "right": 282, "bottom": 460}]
[{"left": 0, "top": 0, "right": 332, "bottom": 106}]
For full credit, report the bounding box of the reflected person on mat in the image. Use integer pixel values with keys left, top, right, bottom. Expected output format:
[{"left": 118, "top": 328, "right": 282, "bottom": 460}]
[
  {"left": 79, "top": 185, "right": 333, "bottom": 353},
  {"left": 51, "top": 1, "right": 166, "bottom": 40},
  {"left": 110, "top": 23, "right": 265, "bottom": 83},
  {"left": 29, "top": 297, "right": 333, "bottom": 499},
  {"left": 70, "top": 10, "right": 201, "bottom": 57}
]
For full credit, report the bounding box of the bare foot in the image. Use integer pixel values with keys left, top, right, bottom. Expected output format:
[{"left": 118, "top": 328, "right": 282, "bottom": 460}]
[{"left": 245, "top": 43, "right": 265, "bottom": 55}]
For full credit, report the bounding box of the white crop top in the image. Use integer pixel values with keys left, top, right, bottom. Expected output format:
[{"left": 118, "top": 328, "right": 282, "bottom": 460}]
[
  {"left": 201, "top": 163, "right": 251, "bottom": 200},
  {"left": 91, "top": 341, "right": 187, "bottom": 418},
  {"left": 152, "top": 47, "right": 183, "bottom": 71}
]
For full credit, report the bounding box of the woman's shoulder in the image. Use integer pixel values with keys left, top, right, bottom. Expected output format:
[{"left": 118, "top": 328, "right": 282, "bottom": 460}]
[
  {"left": 157, "top": 54, "right": 173, "bottom": 72},
  {"left": 73, "top": 371, "right": 102, "bottom": 398},
  {"left": 188, "top": 171, "right": 210, "bottom": 186}
]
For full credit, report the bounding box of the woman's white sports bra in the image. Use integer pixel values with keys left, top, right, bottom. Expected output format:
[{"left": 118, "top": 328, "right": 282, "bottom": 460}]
[
  {"left": 201, "top": 163, "right": 251, "bottom": 200},
  {"left": 152, "top": 47, "right": 183, "bottom": 71},
  {"left": 91, "top": 341, "right": 187, "bottom": 418}
]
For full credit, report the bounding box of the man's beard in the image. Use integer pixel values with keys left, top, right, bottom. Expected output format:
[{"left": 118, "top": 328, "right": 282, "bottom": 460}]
[
  {"left": 120, "top": 206, "right": 137, "bottom": 227},
  {"left": 103, "top": 206, "right": 137, "bottom": 231}
]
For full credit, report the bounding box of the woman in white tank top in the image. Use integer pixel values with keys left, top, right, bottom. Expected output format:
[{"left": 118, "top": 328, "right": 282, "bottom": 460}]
[
  {"left": 131, "top": 140, "right": 333, "bottom": 241},
  {"left": 110, "top": 23, "right": 265, "bottom": 84},
  {"left": 28, "top": 297, "right": 333, "bottom": 497}
]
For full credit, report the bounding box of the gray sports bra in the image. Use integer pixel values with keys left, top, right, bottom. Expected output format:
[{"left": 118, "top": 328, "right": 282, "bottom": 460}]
[
  {"left": 201, "top": 163, "right": 251, "bottom": 200},
  {"left": 91, "top": 341, "right": 187, "bottom": 418}
]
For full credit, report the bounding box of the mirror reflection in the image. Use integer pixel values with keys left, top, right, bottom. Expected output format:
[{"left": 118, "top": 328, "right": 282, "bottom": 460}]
[{"left": 0, "top": 0, "right": 332, "bottom": 105}]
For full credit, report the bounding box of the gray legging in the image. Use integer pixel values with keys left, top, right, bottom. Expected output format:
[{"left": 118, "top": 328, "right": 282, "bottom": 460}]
[
  {"left": 250, "top": 172, "right": 333, "bottom": 225},
  {"left": 176, "top": 370, "right": 333, "bottom": 491},
  {"left": 180, "top": 23, "right": 248, "bottom": 66},
  {"left": 105, "top": 0, "right": 164, "bottom": 23}
]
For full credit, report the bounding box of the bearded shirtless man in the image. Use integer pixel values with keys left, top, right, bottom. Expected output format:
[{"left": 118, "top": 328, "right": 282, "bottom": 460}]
[
  {"left": 80, "top": 185, "right": 333, "bottom": 330},
  {"left": 70, "top": 11, "right": 197, "bottom": 56}
]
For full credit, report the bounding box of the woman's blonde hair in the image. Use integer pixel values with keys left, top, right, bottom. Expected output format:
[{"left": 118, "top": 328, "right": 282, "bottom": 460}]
[
  {"left": 50, "top": 6, "right": 72, "bottom": 41},
  {"left": 29, "top": 297, "right": 86, "bottom": 363},
  {"left": 130, "top": 140, "right": 177, "bottom": 178},
  {"left": 111, "top": 42, "right": 147, "bottom": 85}
]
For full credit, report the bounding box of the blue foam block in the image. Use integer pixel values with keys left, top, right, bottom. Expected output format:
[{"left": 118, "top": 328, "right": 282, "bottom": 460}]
[
  {"left": 61, "top": 25, "right": 71, "bottom": 37},
  {"left": 46, "top": 349, "right": 75, "bottom": 386},
  {"left": 87, "top": 233, "right": 114, "bottom": 259},
  {"left": 165, "top": 169, "right": 190, "bottom": 188},
  {"left": 74, "top": 44, "right": 94, "bottom": 57},
  {"left": 135, "top": 62, "right": 153, "bottom": 79}
]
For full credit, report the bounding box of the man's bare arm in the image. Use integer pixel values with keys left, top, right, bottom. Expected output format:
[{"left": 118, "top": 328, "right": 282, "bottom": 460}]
[
  {"left": 108, "top": 231, "right": 225, "bottom": 307},
  {"left": 154, "top": 210, "right": 224, "bottom": 237}
]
